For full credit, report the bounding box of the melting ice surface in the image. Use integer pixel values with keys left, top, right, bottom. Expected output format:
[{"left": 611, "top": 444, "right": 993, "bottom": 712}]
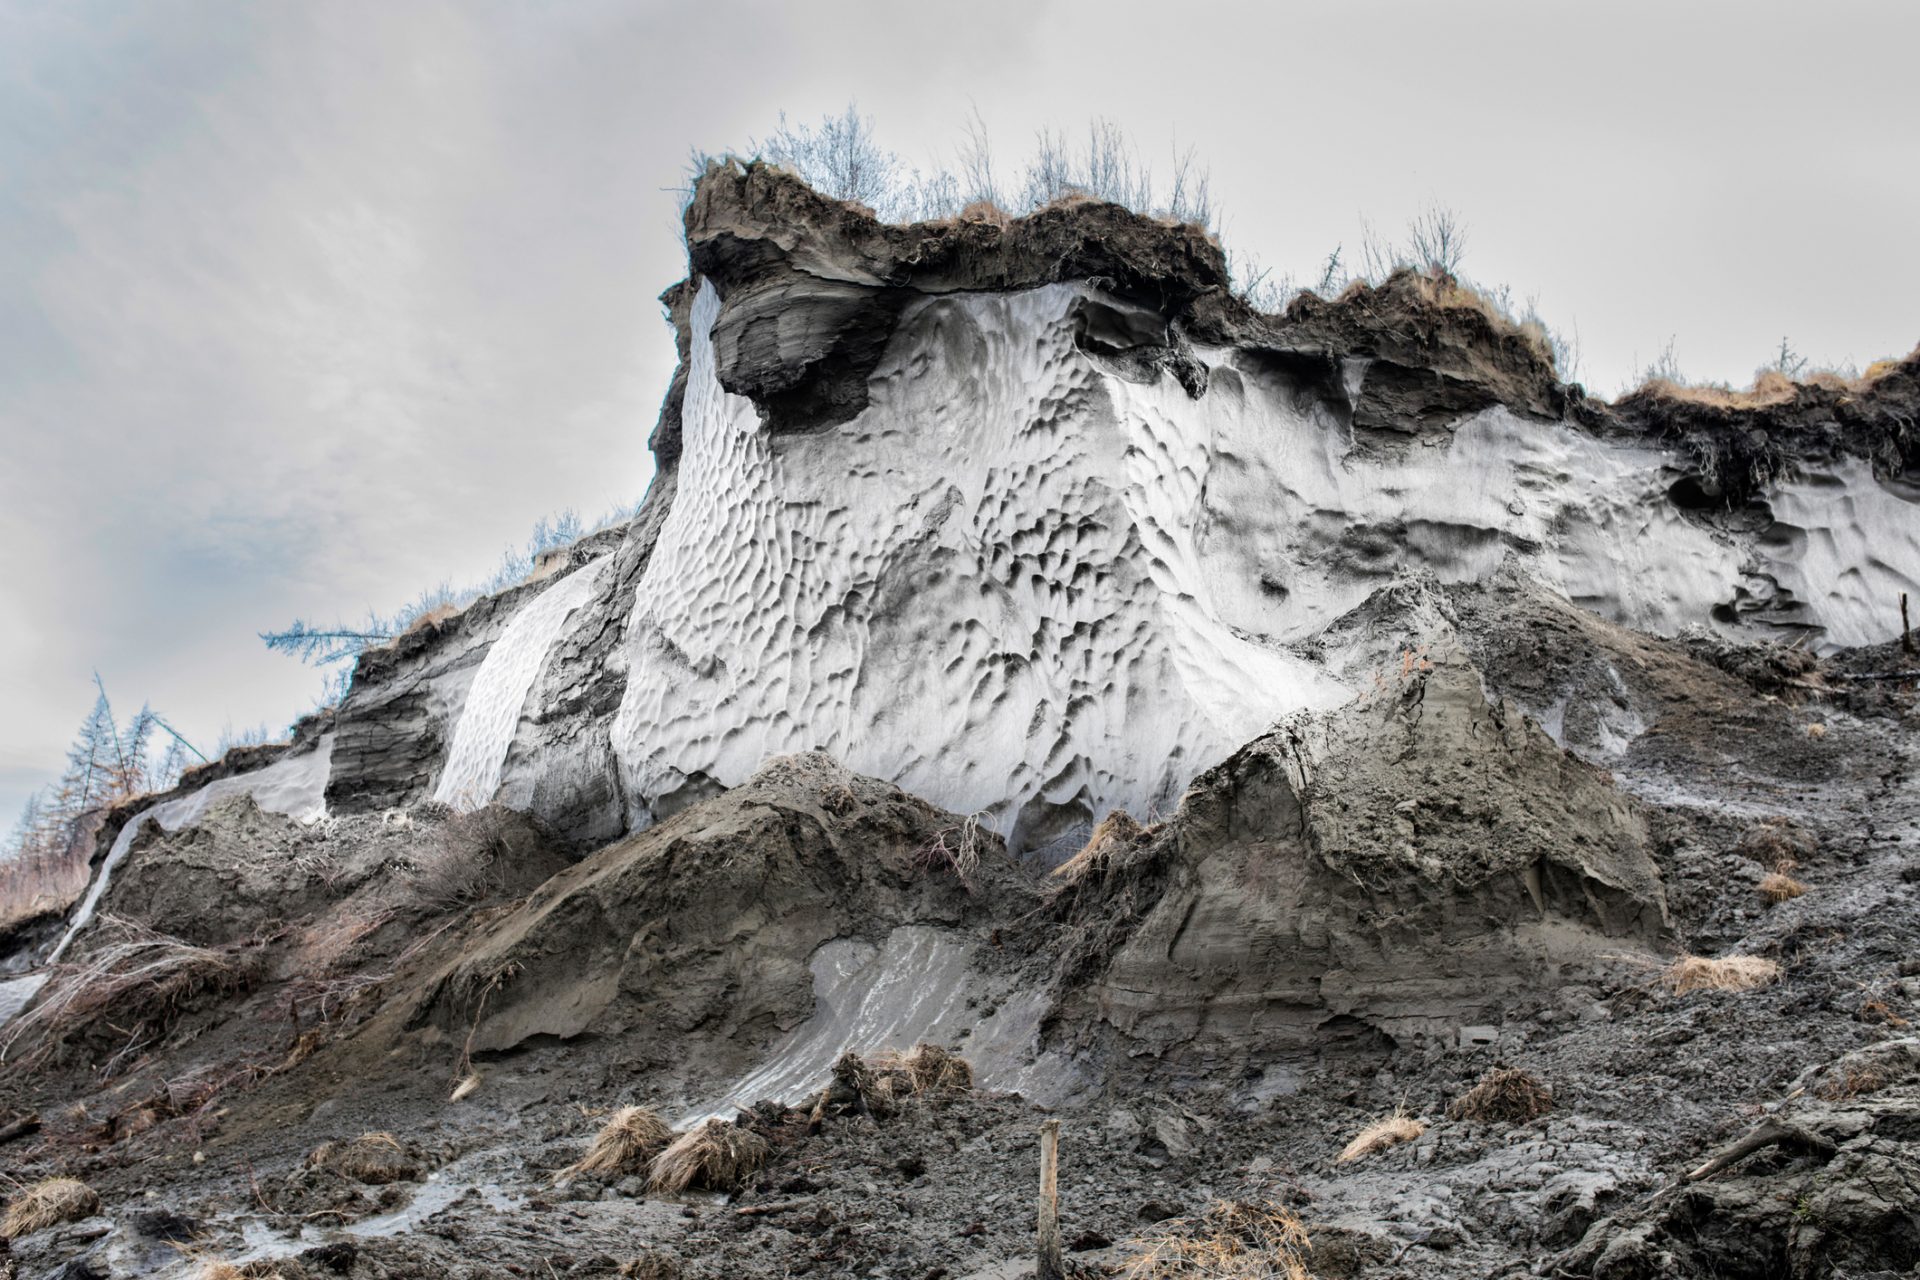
[
  {"left": 611, "top": 280, "right": 1915, "bottom": 849},
  {"left": 433, "top": 558, "right": 606, "bottom": 812},
  {"left": 683, "top": 925, "right": 1073, "bottom": 1126},
  {"left": 0, "top": 737, "right": 335, "bottom": 1025}
]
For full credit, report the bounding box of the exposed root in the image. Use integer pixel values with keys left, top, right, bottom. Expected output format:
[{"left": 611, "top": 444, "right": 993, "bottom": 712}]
[
  {"left": 557, "top": 1106, "right": 674, "bottom": 1184},
  {"left": 0, "top": 916, "right": 262, "bottom": 1067},
  {"left": 647, "top": 1118, "right": 770, "bottom": 1194},
  {"left": 1120, "top": 1199, "right": 1314, "bottom": 1279},
  {"left": 1446, "top": 1067, "right": 1552, "bottom": 1123},
  {"left": 1, "top": 1176, "right": 100, "bottom": 1238},
  {"left": 1663, "top": 953, "right": 1782, "bottom": 994},
  {"left": 1337, "top": 1111, "right": 1424, "bottom": 1163},
  {"left": 1758, "top": 872, "right": 1808, "bottom": 904}
]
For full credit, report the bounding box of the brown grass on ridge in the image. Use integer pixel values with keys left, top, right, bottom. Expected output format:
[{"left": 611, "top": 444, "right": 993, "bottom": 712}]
[
  {"left": 1663, "top": 953, "right": 1781, "bottom": 994},
  {"left": 2, "top": 1176, "right": 100, "bottom": 1238},
  {"left": 1337, "top": 1110, "right": 1425, "bottom": 1163},
  {"left": 1759, "top": 872, "right": 1808, "bottom": 904},
  {"left": 557, "top": 1106, "right": 674, "bottom": 1184},
  {"left": 647, "top": 1118, "right": 770, "bottom": 1194},
  {"left": 1052, "top": 809, "right": 1150, "bottom": 891}
]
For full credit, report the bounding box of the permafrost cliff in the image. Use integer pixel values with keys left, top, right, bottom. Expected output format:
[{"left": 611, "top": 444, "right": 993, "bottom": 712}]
[
  {"left": 336, "top": 164, "right": 1915, "bottom": 853},
  {"left": 2, "top": 162, "right": 1918, "bottom": 1279}
]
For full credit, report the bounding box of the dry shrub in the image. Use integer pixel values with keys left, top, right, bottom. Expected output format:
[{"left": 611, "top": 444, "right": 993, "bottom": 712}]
[
  {"left": 1663, "top": 954, "right": 1782, "bottom": 994},
  {"left": 1759, "top": 872, "right": 1808, "bottom": 904},
  {"left": 1805, "top": 722, "right": 1828, "bottom": 740},
  {"left": 406, "top": 807, "right": 520, "bottom": 907},
  {"left": 647, "top": 1118, "right": 770, "bottom": 1194},
  {"left": 307, "top": 1131, "right": 420, "bottom": 1185},
  {"left": 0, "top": 916, "right": 262, "bottom": 1067},
  {"left": 1447, "top": 1067, "right": 1551, "bottom": 1123},
  {"left": 1, "top": 1177, "right": 100, "bottom": 1238},
  {"left": 1337, "top": 1111, "right": 1424, "bottom": 1163},
  {"left": 1120, "top": 1199, "right": 1314, "bottom": 1280},
  {"left": 1052, "top": 809, "right": 1149, "bottom": 892},
  {"left": 557, "top": 1106, "right": 674, "bottom": 1184}
]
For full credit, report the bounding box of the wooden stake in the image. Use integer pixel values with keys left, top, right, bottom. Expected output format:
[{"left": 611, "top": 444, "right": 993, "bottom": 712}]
[
  {"left": 1902, "top": 591, "right": 1914, "bottom": 655},
  {"left": 1037, "top": 1118, "right": 1064, "bottom": 1280}
]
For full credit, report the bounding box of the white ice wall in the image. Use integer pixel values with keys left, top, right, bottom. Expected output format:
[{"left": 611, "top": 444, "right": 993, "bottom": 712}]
[{"left": 603, "top": 282, "right": 1916, "bottom": 847}]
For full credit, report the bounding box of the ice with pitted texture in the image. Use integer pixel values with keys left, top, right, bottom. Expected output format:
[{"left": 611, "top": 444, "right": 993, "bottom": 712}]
[
  {"left": 611, "top": 281, "right": 1912, "bottom": 849},
  {"left": 434, "top": 558, "right": 606, "bottom": 812}
]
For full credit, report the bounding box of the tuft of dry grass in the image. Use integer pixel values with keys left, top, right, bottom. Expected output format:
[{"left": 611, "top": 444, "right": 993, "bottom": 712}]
[
  {"left": 860, "top": 1043, "right": 974, "bottom": 1113},
  {"left": 1120, "top": 1199, "right": 1314, "bottom": 1280},
  {"left": 1804, "top": 722, "right": 1828, "bottom": 740},
  {"left": 1758, "top": 872, "right": 1808, "bottom": 904},
  {"left": 647, "top": 1118, "right": 770, "bottom": 1194},
  {"left": 957, "top": 198, "right": 1010, "bottom": 227},
  {"left": 1337, "top": 1110, "right": 1425, "bottom": 1163},
  {"left": 307, "top": 1131, "right": 419, "bottom": 1185},
  {"left": 1734, "top": 817, "right": 1816, "bottom": 873},
  {"left": 1446, "top": 1067, "right": 1551, "bottom": 1123},
  {"left": 1663, "top": 953, "right": 1782, "bottom": 994},
  {"left": 557, "top": 1106, "right": 674, "bottom": 1184},
  {"left": 1052, "top": 809, "right": 1149, "bottom": 891},
  {"left": 617, "top": 1253, "right": 683, "bottom": 1280},
  {"left": 449, "top": 1072, "right": 482, "bottom": 1103},
  {"left": 1, "top": 1176, "right": 100, "bottom": 1238}
]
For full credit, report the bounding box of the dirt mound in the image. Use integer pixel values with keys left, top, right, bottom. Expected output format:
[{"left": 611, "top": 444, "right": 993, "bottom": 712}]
[
  {"left": 1043, "top": 633, "right": 1668, "bottom": 1078},
  {"left": 406, "top": 753, "right": 1036, "bottom": 1095}
]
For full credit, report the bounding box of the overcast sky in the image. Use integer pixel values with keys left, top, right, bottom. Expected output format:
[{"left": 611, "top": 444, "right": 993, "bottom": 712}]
[{"left": 2, "top": 0, "right": 1916, "bottom": 823}]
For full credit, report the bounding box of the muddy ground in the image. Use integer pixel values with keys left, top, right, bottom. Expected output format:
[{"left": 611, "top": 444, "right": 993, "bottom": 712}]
[{"left": 1, "top": 601, "right": 1917, "bottom": 1280}]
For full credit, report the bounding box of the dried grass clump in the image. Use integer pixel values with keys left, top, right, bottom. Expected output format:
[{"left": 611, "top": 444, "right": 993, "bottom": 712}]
[
  {"left": 1758, "top": 872, "right": 1808, "bottom": 904},
  {"left": 1734, "top": 818, "right": 1817, "bottom": 873},
  {"left": 866, "top": 1043, "right": 974, "bottom": 1106},
  {"left": 647, "top": 1118, "right": 770, "bottom": 1194},
  {"left": 1805, "top": 722, "right": 1828, "bottom": 740},
  {"left": 1, "top": 1177, "right": 100, "bottom": 1238},
  {"left": 187, "top": 1257, "right": 287, "bottom": 1280},
  {"left": 1663, "top": 953, "right": 1782, "bottom": 994},
  {"left": 958, "top": 198, "right": 1010, "bottom": 227},
  {"left": 1120, "top": 1199, "right": 1314, "bottom": 1280},
  {"left": 307, "top": 1131, "right": 419, "bottom": 1185},
  {"left": 1052, "top": 809, "right": 1149, "bottom": 891},
  {"left": 1337, "top": 1110, "right": 1424, "bottom": 1163},
  {"left": 557, "top": 1106, "right": 674, "bottom": 1184},
  {"left": 617, "top": 1253, "right": 683, "bottom": 1280},
  {"left": 0, "top": 916, "right": 261, "bottom": 1065},
  {"left": 1446, "top": 1067, "right": 1552, "bottom": 1123}
]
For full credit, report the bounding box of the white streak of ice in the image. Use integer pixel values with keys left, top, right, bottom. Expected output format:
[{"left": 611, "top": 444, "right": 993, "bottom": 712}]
[{"left": 434, "top": 559, "right": 606, "bottom": 812}]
